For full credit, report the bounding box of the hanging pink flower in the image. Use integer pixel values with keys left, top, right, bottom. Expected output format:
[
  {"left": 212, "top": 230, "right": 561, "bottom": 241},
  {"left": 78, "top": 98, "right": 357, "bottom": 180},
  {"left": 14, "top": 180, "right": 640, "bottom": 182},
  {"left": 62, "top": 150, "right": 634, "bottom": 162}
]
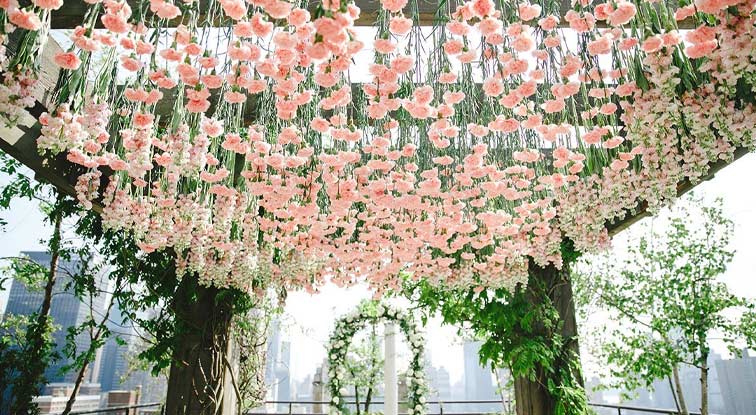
[
  {"left": 374, "top": 39, "right": 397, "bottom": 54},
  {"left": 482, "top": 78, "right": 504, "bottom": 97},
  {"left": 101, "top": 13, "right": 129, "bottom": 33},
  {"left": 518, "top": 3, "right": 541, "bottom": 21},
  {"left": 641, "top": 36, "right": 664, "bottom": 53},
  {"left": 675, "top": 5, "right": 696, "bottom": 20},
  {"left": 220, "top": 0, "right": 247, "bottom": 20},
  {"left": 9, "top": 9, "right": 42, "bottom": 30},
  {"left": 54, "top": 52, "right": 82, "bottom": 70},
  {"left": 685, "top": 41, "right": 718, "bottom": 59},
  {"left": 380, "top": 0, "right": 408, "bottom": 13},
  {"left": 542, "top": 99, "right": 565, "bottom": 114},
  {"left": 266, "top": 1, "right": 292, "bottom": 19},
  {"left": 608, "top": 1, "right": 636, "bottom": 26},
  {"left": 538, "top": 15, "right": 559, "bottom": 30},
  {"left": 133, "top": 112, "right": 154, "bottom": 129},
  {"left": 33, "top": 0, "right": 63, "bottom": 10},
  {"left": 389, "top": 16, "right": 413, "bottom": 35},
  {"left": 471, "top": 0, "right": 495, "bottom": 18},
  {"left": 288, "top": 8, "right": 310, "bottom": 27}
]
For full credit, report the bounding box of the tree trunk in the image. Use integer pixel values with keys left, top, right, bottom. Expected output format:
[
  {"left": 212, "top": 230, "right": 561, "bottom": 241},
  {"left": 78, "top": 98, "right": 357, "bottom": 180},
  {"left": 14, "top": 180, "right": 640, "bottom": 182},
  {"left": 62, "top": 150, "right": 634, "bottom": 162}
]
[
  {"left": 700, "top": 356, "right": 709, "bottom": 415},
  {"left": 667, "top": 376, "right": 682, "bottom": 414},
  {"left": 11, "top": 193, "right": 64, "bottom": 414},
  {"left": 60, "top": 361, "right": 89, "bottom": 415},
  {"left": 164, "top": 278, "right": 236, "bottom": 415},
  {"left": 62, "top": 276, "right": 122, "bottom": 415},
  {"left": 354, "top": 385, "right": 361, "bottom": 415},
  {"left": 513, "top": 261, "right": 584, "bottom": 415},
  {"left": 672, "top": 364, "right": 689, "bottom": 415}
]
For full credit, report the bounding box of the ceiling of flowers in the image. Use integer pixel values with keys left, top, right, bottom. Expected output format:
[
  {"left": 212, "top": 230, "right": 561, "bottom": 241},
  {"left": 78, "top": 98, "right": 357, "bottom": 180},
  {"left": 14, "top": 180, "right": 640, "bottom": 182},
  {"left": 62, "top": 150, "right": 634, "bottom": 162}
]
[{"left": 0, "top": 0, "right": 754, "bottom": 294}]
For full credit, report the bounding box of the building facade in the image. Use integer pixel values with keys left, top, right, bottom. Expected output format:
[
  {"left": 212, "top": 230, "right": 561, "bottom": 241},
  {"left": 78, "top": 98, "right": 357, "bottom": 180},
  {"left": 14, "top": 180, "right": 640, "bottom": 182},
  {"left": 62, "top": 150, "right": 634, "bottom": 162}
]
[{"left": 3, "top": 251, "right": 105, "bottom": 384}]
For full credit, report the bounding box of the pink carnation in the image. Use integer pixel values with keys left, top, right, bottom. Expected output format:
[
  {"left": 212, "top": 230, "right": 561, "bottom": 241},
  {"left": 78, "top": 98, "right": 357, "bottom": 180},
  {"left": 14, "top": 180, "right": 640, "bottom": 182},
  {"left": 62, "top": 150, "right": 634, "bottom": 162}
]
[
  {"left": 380, "top": 0, "right": 407, "bottom": 13},
  {"left": 389, "top": 16, "right": 413, "bottom": 35},
  {"left": 9, "top": 9, "right": 42, "bottom": 30},
  {"left": 33, "top": 0, "right": 63, "bottom": 10},
  {"left": 518, "top": 3, "right": 541, "bottom": 21},
  {"left": 482, "top": 78, "right": 504, "bottom": 97},
  {"left": 54, "top": 52, "right": 82, "bottom": 70},
  {"left": 471, "top": 0, "right": 495, "bottom": 18},
  {"left": 641, "top": 35, "right": 663, "bottom": 53},
  {"left": 101, "top": 13, "right": 129, "bottom": 33},
  {"left": 685, "top": 41, "right": 718, "bottom": 59},
  {"left": 608, "top": 1, "right": 636, "bottom": 26}
]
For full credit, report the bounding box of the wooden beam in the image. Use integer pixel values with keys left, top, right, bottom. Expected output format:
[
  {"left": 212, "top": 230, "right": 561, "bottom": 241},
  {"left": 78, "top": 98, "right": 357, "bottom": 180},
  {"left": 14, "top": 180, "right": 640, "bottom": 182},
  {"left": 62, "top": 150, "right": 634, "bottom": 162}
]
[
  {"left": 0, "top": 34, "right": 96, "bottom": 207},
  {"left": 606, "top": 146, "right": 752, "bottom": 236},
  {"left": 38, "top": 0, "right": 696, "bottom": 29}
]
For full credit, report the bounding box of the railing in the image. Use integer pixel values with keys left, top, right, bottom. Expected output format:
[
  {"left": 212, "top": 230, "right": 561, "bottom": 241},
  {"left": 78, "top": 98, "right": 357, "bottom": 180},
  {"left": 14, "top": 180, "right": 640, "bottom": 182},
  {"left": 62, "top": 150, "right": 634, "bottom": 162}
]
[
  {"left": 256, "top": 400, "right": 705, "bottom": 415},
  {"left": 71, "top": 400, "right": 701, "bottom": 415},
  {"left": 68, "top": 402, "right": 162, "bottom": 415},
  {"left": 67, "top": 400, "right": 707, "bottom": 415}
]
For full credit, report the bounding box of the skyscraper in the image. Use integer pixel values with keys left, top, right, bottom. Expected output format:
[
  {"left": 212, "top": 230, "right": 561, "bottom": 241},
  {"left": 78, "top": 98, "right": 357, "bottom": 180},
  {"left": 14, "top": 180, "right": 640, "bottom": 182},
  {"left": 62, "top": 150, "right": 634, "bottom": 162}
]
[
  {"left": 462, "top": 341, "right": 496, "bottom": 402},
  {"left": 426, "top": 365, "right": 451, "bottom": 399},
  {"left": 3, "top": 251, "right": 106, "bottom": 384},
  {"left": 98, "top": 301, "right": 133, "bottom": 391},
  {"left": 715, "top": 350, "right": 756, "bottom": 415}
]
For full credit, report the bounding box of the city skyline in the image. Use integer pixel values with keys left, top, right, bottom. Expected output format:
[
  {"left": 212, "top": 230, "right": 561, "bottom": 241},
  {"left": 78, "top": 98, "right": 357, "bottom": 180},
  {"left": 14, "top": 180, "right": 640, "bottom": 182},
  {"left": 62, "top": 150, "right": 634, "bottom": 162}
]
[{"left": 2, "top": 251, "right": 106, "bottom": 385}]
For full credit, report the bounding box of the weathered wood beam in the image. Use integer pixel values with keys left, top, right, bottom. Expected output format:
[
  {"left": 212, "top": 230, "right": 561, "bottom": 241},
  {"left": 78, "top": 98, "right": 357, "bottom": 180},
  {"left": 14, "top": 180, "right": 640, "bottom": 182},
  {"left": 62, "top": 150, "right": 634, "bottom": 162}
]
[
  {"left": 37, "top": 0, "right": 696, "bottom": 29},
  {"left": 0, "top": 35, "right": 97, "bottom": 208},
  {"left": 606, "top": 146, "right": 752, "bottom": 236}
]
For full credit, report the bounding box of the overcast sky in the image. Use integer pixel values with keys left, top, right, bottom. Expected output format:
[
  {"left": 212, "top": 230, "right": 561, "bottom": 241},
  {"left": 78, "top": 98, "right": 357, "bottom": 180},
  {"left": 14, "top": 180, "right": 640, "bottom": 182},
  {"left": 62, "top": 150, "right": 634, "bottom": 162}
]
[{"left": 2, "top": 153, "right": 755, "bottom": 384}]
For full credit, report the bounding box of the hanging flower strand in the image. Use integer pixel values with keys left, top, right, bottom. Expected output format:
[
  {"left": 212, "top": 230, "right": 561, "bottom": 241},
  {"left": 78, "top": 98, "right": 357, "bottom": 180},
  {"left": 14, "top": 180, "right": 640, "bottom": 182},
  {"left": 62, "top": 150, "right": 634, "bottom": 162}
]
[{"left": 0, "top": 0, "right": 751, "bottom": 294}]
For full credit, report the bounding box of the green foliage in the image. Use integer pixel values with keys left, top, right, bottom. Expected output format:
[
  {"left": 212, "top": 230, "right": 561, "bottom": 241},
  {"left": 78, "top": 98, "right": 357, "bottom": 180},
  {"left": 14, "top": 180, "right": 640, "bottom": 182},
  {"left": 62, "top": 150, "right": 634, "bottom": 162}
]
[
  {"left": 575, "top": 196, "right": 756, "bottom": 401},
  {"left": 342, "top": 321, "right": 384, "bottom": 413},
  {"left": 404, "top": 242, "right": 590, "bottom": 415},
  {"left": 231, "top": 298, "right": 281, "bottom": 413},
  {"left": 2, "top": 192, "right": 80, "bottom": 415}
]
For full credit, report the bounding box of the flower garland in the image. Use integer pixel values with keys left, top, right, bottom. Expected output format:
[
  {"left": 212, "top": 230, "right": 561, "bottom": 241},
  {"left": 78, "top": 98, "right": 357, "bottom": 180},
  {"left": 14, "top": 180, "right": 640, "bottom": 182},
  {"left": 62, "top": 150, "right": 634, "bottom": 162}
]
[
  {"left": 0, "top": 0, "right": 754, "bottom": 296},
  {"left": 326, "top": 302, "right": 427, "bottom": 415}
]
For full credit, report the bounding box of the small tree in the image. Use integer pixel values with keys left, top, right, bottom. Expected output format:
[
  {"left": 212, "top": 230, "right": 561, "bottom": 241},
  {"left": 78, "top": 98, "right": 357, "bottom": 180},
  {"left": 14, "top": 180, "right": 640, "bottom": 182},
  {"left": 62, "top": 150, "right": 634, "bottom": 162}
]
[
  {"left": 343, "top": 321, "right": 384, "bottom": 415},
  {"left": 0, "top": 191, "right": 81, "bottom": 414},
  {"left": 576, "top": 196, "right": 756, "bottom": 415}
]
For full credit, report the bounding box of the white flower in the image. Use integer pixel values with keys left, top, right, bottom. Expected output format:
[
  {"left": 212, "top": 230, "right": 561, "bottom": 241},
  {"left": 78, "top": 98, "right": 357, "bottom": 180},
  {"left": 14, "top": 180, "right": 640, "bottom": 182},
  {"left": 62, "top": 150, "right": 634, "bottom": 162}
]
[{"left": 332, "top": 397, "right": 340, "bottom": 404}]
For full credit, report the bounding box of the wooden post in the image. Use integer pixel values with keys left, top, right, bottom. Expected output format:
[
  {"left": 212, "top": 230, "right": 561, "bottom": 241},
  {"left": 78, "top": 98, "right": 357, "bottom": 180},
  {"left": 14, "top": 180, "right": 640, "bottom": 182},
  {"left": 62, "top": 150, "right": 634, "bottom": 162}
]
[
  {"left": 384, "top": 322, "right": 398, "bottom": 415},
  {"left": 513, "top": 261, "right": 584, "bottom": 415},
  {"left": 163, "top": 277, "right": 236, "bottom": 415}
]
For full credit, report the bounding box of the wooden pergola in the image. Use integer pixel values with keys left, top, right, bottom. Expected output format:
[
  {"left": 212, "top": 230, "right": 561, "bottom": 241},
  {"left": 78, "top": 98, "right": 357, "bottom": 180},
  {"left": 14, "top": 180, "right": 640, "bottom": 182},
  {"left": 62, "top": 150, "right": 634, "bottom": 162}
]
[
  {"left": 1, "top": 5, "right": 751, "bottom": 414},
  {"left": 0, "top": 0, "right": 742, "bottom": 234}
]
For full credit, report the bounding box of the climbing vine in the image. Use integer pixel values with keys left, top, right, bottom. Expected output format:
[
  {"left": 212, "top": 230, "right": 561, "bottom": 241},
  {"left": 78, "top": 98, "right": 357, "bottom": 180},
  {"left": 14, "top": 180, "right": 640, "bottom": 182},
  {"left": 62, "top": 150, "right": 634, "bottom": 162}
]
[{"left": 405, "top": 241, "right": 590, "bottom": 415}]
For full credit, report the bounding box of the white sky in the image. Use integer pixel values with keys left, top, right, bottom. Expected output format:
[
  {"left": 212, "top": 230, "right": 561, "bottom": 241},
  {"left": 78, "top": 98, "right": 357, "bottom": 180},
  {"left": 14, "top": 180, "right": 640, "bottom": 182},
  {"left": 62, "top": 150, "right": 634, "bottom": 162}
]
[{"left": 2, "top": 153, "right": 756, "bottom": 384}]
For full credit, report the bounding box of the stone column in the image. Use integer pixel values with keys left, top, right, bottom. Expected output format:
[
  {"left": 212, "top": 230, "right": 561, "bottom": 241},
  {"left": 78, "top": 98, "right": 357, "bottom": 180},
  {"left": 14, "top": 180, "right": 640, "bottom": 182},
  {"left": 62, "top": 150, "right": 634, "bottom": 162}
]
[{"left": 384, "top": 322, "right": 398, "bottom": 415}]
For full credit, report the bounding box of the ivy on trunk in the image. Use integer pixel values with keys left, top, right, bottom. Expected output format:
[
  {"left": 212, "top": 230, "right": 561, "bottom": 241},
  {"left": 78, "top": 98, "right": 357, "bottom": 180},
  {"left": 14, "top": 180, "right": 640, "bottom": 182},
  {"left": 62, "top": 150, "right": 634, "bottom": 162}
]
[{"left": 404, "top": 240, "right": 590, "bottom": 415}]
